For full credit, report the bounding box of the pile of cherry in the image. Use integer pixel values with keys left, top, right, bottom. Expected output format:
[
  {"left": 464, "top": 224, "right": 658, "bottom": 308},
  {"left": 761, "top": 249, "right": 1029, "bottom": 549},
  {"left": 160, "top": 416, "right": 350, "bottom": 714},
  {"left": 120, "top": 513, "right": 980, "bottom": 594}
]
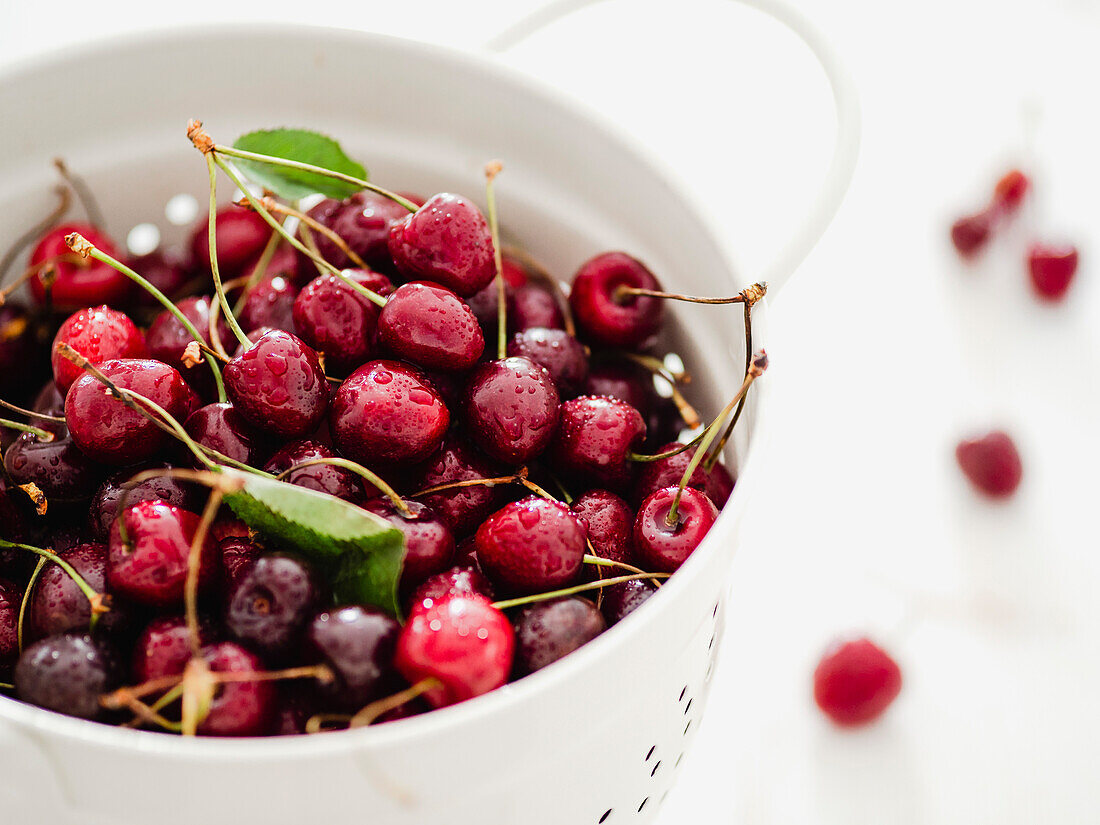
[{"left": 0, "top": 130, "right": 762, "bottom": 736}]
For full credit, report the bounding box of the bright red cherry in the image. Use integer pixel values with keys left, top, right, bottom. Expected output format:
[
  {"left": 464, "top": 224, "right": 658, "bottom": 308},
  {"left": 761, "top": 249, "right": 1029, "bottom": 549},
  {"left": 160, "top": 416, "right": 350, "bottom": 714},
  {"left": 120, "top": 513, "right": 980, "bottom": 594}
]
[
  {"left": 190, "top": 206, "right": 270, "bottom": 277},
  {"left": 65, "top": 358, "right": 198, "bottom": 465},
  {"left": 950, "top": 209, "right": 994, "bottom": 259},
  {"left": 377, "top": 281, "right": 485, "bottom": 371},
  {"left": 569, "top": 252, "right": 664, "bottom": 349},
  {"left": 51, "top": 306, "right": 147, "bottom": 393},
  {"left": 474, "top": 497, "right": 586, "bottom": 595},
  {"left": 394, "top": 593, "right": 514, "bottom": 708},
  {"left": 1027, "top": 242, "right": 1078, "bottom": 301},
  {"left": 132, "top": 615, "right": 215, "bottom": 683},
  {"left": 552, "top": 395, "right": 646, "bottom": 489},
  {"left": 814, "top": 637, "right": 902, "bottom": 726},
  {"left": 634, "top": 486, "right": 717, "bottom": 573},
  {"left": 387, "top": 194, "right": 496, "bottom": 297},
  {"left": 292, "top": 270, "right": 392, "bottom": 375},
  {"left": 408, "top": 563, "right": 494, "bottom": 614},
  {"left": 993, "top": 169, "right": 1030, "bottom": 214},
  {"left": 955, "top": 430, "right": 1022, "bottom": 498},
  {"left": 28, "top": 222, "right": 130, "bottom": 309},
  {"left": 464, "top": 356, "right": 560, "bottom": 465}
]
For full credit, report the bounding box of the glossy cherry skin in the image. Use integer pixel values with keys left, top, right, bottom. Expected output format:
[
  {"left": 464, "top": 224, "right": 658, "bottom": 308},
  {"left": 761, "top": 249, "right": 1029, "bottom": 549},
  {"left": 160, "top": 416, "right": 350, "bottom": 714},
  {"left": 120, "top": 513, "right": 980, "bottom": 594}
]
[
  {"left": 226, "top": 554, "right": 324, "bottom": 661},
  {"left": 955, "top": 430, "right": 1022, "bottom": 498},
  {"left": 634, "top": 486, "right": 717, "bottom": 573},
  {"left": 633, "top": 442, "right": 734, "bottom": 508},
  {"left": 223, "top": 329, "right": 329, "bottom": 439},
  {"left": 571, "top": 490, "right": 636, "bottom": 573},
  {"left": 27, "top": 543, "right": 117, "bottom": 640},
  {"left": 463, "top": 356, "right": 560, "bottom": 465},
  {"left": 507, "top": 327, "right": 588, "bottom": 397},
  {"left": 407, "top": 563, "right": 494, "bottom": 614},
  {"left": 569, "top": 252, "right": 664, "bottom": 349},
  {"left": 331, "top": 360, "right": 449, "bottom": 466},
  {"left": 411, "top": 434, "right": 509, "bottom": 537},
  {"left": 15, "top": 632, "right": 119, "bottom": 720},
  {"left": 292, "top": 270, "right": 392, "bottom": 374},
  {"left": 263, "top": 439, "right": 366, "bottom": 502},
  {"left": 511, "top": 284, "right": 565, "bottom": 332},
  {"left": 65, "top": 358, "right": 198, "bottom": 465},
  {"left": 474, "top": 497, "right": 586, "bottom": 595},
  {"left": 197, "top": 642, "right": 277, "bottom": 737},
  {"left": 513, "top": 596, "right": 605, "bottom": 676},
  {"left": 394, "top": 593, "right": 514, "bottom": 708},
  {"left": 89, "top": 465, "right": 198, "bottom": 541},
  {"left": 1027, "top": 243, "right": 1079, "bottom": 301},
  {"left": 305, "top": 192, "right": 412, "bottom": 270},
  {"left": 551, "top": 395, "right": 646, "bottom": 489},
  {"left": 601, "top": 578, "right": 656, "bottom": 626},
  {"left": 387, "top": 194, "right": 496, "bottom": 297},
  {"left": 0, "top": 303, "right": 41, "bottom": 398},
  {"left": 184, "top": 403, "right": 267, "bottom": 467},
  {"left": 0, "top": 578, "right": 23, "bottom": 669},
  {"left": 132, "top": 615, "right": 216, "bottom": 682},
  {"left": 239, "top": 274, "right": 298, "bottom": 335},
  {"left": 378, "top": 281, "right": 485, "bottom": 371},
  {"left": 4, "top": 431, "right": 101, "bottom": 505},
  {"left": 950, "top": 209, "right": 994, "bottom": 259},
  {"left": 306, "top": 605, "right": 401, "bottom": 710},
  {"left": 190, "top": 206, "right": 271, "bottom": 277},
  {"left": 814, "top": 637, "right": 902, "bottom": 726},
  {"left": 107, "top": 500, "right": 218, "bottom": 607},
  {"left": 361, "top": 498, "right": 456, "bottom": 592},
  {"left": 50, "top": 306, "right": 147, "bottom": 393},
  {"left": 29, "top": 222, "right": 130, "bottom": 309}
]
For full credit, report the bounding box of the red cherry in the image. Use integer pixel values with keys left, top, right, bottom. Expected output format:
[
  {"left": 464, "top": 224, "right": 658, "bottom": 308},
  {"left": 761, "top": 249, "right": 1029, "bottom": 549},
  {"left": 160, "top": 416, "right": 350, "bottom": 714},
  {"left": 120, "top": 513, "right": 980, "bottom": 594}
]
[
  {"left": 950, "top": 209, "right": 995, "bottom": 259},
  {"left": 197, "top": 642, "right": 277, "bottom": 736},
  {"left": 634, "top": 486, "right": 717, "bottom": 573},
  {"left": 507, "top": 327, "right": 589, "bottom": 397},
  {"left": 569, "top": 252, "right": 664, "bottom": 349},
  {"left": 145, "top": 295, "right": 229, "bottom": 394},
  {"left": 263, "top": 439, "right": 367, "bottom": 502},
  {"left": 190, "top": 206, "right": 270, "bottom": 277},
  {"left": 814, "top": 637, "right": 902, "bottom": 726},
  {"left": 474, "top": 497, "right": 586, "bottom": 595},
  {"left": 551, "top": 395, "right": 646, "bottom": 489},
  {"left": 992, "top": 168, "right": 1030, "bottom": 215},
  {"left": 183, "top": 402, "right": 267, "bottom": 467},
  {"left": 387, "top": 194, "right": 496, "bottom": 297},
  {"left": 464, "top": 356, "right": 560, "bottom": 465},
  {"left": 571, "top": 490, "right": 636, "bottom": 574},
  {"left": 411, "top": 434, "right": 510, "bottom": 537},
  {"left": 304, "top": 192, "right": 411, "bottom": 270},
  {"left": 360, "top": 498, "right": 456, "bottom": 591},
  {"left": 511, "top": 284, "right": 565, "bottom": 332},
  {"left": 28, "top": 222, "right": 130, "bottom": 309},
  {"left": 238, "top": 274, "right": 298, "bottom": 335},
  {"left": 132, "top": 615, "right": 216, "bottom": 682},
  {"left": 394, "top": 593, "right": 514, "bottom": 708},
  {"left": 377, "top": 281, "right": 485, "bottom": 371},
  {"left": 955, "top": 430, "right": 1022, "bottom": 498},
  {"left": 1027, "top": 242, "right": 1078, "bottom": 301},
  {"left": 292, "top": 270, "right": 392, "bottom": 374},
  {"left": 407, "top": 563, "right": 495, "bottom": 614},
  {"left": 65, "top": 358, "right": 198, "bottom": 465},
  {"left": 0, "top": 579, "right": 23, "bottom": 668},
  {"left": 51, "top": 306, "right": 147, "bottom": 393}
]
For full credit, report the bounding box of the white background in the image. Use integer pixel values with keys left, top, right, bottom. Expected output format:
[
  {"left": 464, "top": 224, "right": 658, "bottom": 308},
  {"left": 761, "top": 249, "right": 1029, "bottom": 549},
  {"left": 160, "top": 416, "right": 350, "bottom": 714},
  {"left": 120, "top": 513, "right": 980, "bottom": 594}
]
[{"left": 3, "top": 0, "right": 1098, "bottom": 821}]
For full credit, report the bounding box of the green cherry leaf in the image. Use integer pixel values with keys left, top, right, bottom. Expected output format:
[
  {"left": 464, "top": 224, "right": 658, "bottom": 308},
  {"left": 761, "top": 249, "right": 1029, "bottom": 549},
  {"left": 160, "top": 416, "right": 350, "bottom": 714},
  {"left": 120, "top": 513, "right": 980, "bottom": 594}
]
[
  {"left": 230, "top": 128, "right": 368, "bottom": 200},
  {"left": 221, "top": 471, "right": 404, "bottom": 617}
]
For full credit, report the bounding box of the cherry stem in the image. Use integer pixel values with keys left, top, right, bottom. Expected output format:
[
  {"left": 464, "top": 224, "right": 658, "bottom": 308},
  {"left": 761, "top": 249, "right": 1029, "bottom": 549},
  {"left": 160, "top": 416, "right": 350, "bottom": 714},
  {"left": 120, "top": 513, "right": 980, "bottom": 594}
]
[
  {"left": 0, "top": 185, "right": 70, "bottom": 283},
  {"left": 17, "top": 557, "right": 47, "bottom": 654},
  {"left": 501, "top": 245, "right": 577, "bottom": 337},
  {"left": 550, "top": 475, "right": 574, "bottom": 505},
  {"left": 613, "top": 282, "right": 767, "bottom": 306},
  {"left": 617, "top": 352, "right": 700, "bottom": 429},
  {"left": 186, "top": 489, "right": 222, "bottom": 656},
  {"left": 53, "top": 158, "right": 104, "bottom": 227},
  {"left": 0, "top": 539, "right": 108, "bottom": 628},
  {"left": 0, "top": 683, "right": 13, "bottom": 691},
  {"left": 247, "top": 196, "right": 369, "bottom": 270},
  {"left": 484, "top": 161, "right": 508, "bottom": 359},
  {"left": 277, "top": 458, "right": 411, "bottom": 517},
  {"left": 410, "top": 468, "right": 528, "bottom": 498},
  {"left": 116, "top": 693, "right": 183, "bottom": 733},
  {"left": 212, "top": 156, "right": 387, "bottom": 309},
  {"left": 233, "top": 228, "right": 283, "bottom": 317},
  {"left": 349, "top": 677, "right": 439, "bottom": 728},
  {"left": 582, "top": 554, "right": 648, "bottom": 576},
  {"left": 627, "top": 428, "right": 707, "bottom": 464},
  {"left": 211, "top": 143, "right": 419, "bottom": 213},
  {"left": 0, "top": 398, "right": 66, "bottom": 423},
  {"left": 666, "top": 350, "right": 767, "bottom": 526},
  {"left": 204, "top": 155, "right": 252, "bottom": 349},
  {"left": 705, "top": 301, "right": 754, "bottom": 472},
  {"left": 491, "top": 572, "right": 670, "bottom": 610},
  {"left": 0, "top": 417, "right": 54, "bottom": 441},
  {"left": 64, "top": 232, "right": 227, "bottom": 402}
]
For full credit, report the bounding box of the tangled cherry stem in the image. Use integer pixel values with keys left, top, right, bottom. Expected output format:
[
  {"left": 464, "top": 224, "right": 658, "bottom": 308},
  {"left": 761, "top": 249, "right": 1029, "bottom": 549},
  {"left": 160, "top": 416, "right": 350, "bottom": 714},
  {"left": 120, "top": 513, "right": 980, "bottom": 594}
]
[
  {"left": 705, "top": 301, "right": 755, "bottom": 472},
  {"left": 277, "top": 457, "right": 411, "bottom": 517},
  {"left": 491, "top": 571, "right": 670, "bottom": 611},
  {"left": 242, "top": 196, "right": 369, "bottom": 270},
  {"left": 0, "top": 539, "right": 109, "bottom": 629},
  {"left": 53, "top": 158, "right": 104, "bottom": 228},
  {"left": 17, "top": 557, "right": 47, "bottom": 653},
  {"left": 350, "top": 678, "right": 439, "bottom": 728},
  {"left": 666, "top": 350, "right": 768, "bottom": 526},
  {"left": 0, "top": 184, "right": 70, "bottom": 283},
  {"left": 484, "top": 161, "right": 508, "bottom": 359},
  {"left": 64, "top": 232, "right": 227, "bottom": 402},
  {"left": 613, "top": 281, "right": 768, "bottom": 307},
  {"left": 0, "top": 417, "right": 54, "bottom": 441},
  {"left": 204, "top": 155, "right": 252, "bottom": 349}
]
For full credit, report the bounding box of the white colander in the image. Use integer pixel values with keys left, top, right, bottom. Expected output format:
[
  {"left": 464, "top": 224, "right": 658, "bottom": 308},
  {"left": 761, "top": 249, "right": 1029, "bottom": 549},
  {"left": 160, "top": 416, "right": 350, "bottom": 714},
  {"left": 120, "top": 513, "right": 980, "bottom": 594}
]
[{"left": 0, "top": 2, "right": 858, "bottom": 822}]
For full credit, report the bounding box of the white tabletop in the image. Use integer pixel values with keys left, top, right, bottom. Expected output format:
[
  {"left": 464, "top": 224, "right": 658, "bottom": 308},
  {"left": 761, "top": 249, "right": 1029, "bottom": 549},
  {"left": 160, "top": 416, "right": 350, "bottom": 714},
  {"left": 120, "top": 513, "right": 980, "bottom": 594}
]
[{"left": 3, "top": 1, "right": 1098, "bottom": 821}]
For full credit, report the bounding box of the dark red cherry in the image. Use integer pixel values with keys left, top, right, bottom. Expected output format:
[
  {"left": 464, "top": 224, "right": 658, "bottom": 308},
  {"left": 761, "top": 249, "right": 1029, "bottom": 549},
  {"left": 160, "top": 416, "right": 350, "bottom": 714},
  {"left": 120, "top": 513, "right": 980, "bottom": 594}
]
[
  {"left": 190, "top": 206, "right": 270, "bottom": 277},
  {"left": 132, "top": 615, "right": 215, "bottom": 682},
  {"left": 387, "top": 194, "right": 496, "bottom": 297},
  {"left": 27, "top": 543, "right": 115, "bottom": 640},
  {"left": 511, "top": 284, "right": 565, "bottom": 332},
  {"left": 633, "top": 442, "right": 734, "bottom": 508},
  {"left": 226, "top": 554, "right": 323, "bottom": 661},
  {"left": 51, "top": 305, "right": 147, "bottom": 393},
  {"left": 238, "top": 274, "right": 298, "bottom": 335},
  {"left": 263, "top": 439, "right": 366, "bottom": 502},
  {"left": 129, "top": 250, "right": 190, "bottom": 307},
  {"left": 411, "top": 434, "right": 509, "bottom": 537},
  {"left": 474, "top": 497, "right": 586, "bottom": 594},
  {"left": 4, "top": 431, "right": 101, "bottom": 505},
  {"left": 331, "top": 360, "right": 449, "bottom": 466},
  {"left": 361, "top": 498, "right": 456, "bottom": 591},
  {"left": 463, "top": 356, "right": 559, "bottom": 465},
  {"left": 582, "top": 362, "right": 653, "bottom": 415},
  {"left": 407, "top": 563, "right": 494, "bottom": 614},
  {"left": 1027, "top": 242, "right": 1078, "bottom": 301},
  {"left": 28, "top": 222, "right": 130, "bottom": 309},
  {"left": 814, "top": 637, "right": 902, "bottom": 726},
  {"left": 220, "top": 536, "right": 261, "bottom": 587},
  {"left": 29, "top": 380, "right": 68, "bottom": 436},
  {"left": 551, "top": 395, "right": 646, "bottom": 489},
  {"left": 378, "top": 281, "right": 485, "bottom": 371},
  {"left": 65, "top": 358, "right": 198, "bottom": 465},
  {"left": 306, "top": 605, "right": 401, "bottom": 710},
  {"left": 993, "top": 168, "right": 1029, "bottom": 214},
  {"left": 955, "top": 430, "right": 1022, "bottom": 498},
  {"left": 223, "top": 330, "right": 329, "bottom": 439},
  {"left": 304, "top": 192, "right": 412, "bottom": 270},
  {"left": 465, "top": 279, "right": 514, "bottom": 335},
  {"left": 292, "top": 270, "right": 392, "bottom": 375},
  {"left": 394, "top": 593, "right": 514, "bottom": 708},
  {"left": 950, "top": 209, "right": 994, "bottom": 259},
  {"left": 634, "top": 486, "right": 717, "bottom": 573},
  {"left": 507, "top": 327, "right": 588, "bottom": 397},
  {"left": 569, "top": 252, "right": 664, "bottom": 349},
  {"left": 513, "top": 596, "right": 605, "bottom": 676},
  {"left": 197, "top": 641, "right": 277, "bottom": 736},
  {"left": 108, "top": 500, "right": 218, "bottom": 607},
  {"left": 184, "top": 403, "right": 267, "bottom": 467},
  {"left": 0, "top": 578, "right": 23, "bottom": 668},
  {"left": 146, "top": 295, "right": 226, "bottom": 367},
  {"left": 601, "top": 578, "right": 656, "bottom": 626},
  {"left": 15, "top": 632, "right": 119, "bottom": 720},
  {"left": 0, "top": 303, "right": 41, "bottom": 398},
  {"left": 571, "top": 490, "right": 636, "bottom": 573},
  {"left": 89, "top": 465, "right": 199, "bottom": 541}
]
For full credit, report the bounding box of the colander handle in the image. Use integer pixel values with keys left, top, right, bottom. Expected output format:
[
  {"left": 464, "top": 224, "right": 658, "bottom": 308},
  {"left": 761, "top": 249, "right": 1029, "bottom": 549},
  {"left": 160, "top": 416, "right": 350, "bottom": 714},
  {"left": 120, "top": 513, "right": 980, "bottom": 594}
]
[{"left": 482, "top": 0, "right": 860, "bottom": 296}]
